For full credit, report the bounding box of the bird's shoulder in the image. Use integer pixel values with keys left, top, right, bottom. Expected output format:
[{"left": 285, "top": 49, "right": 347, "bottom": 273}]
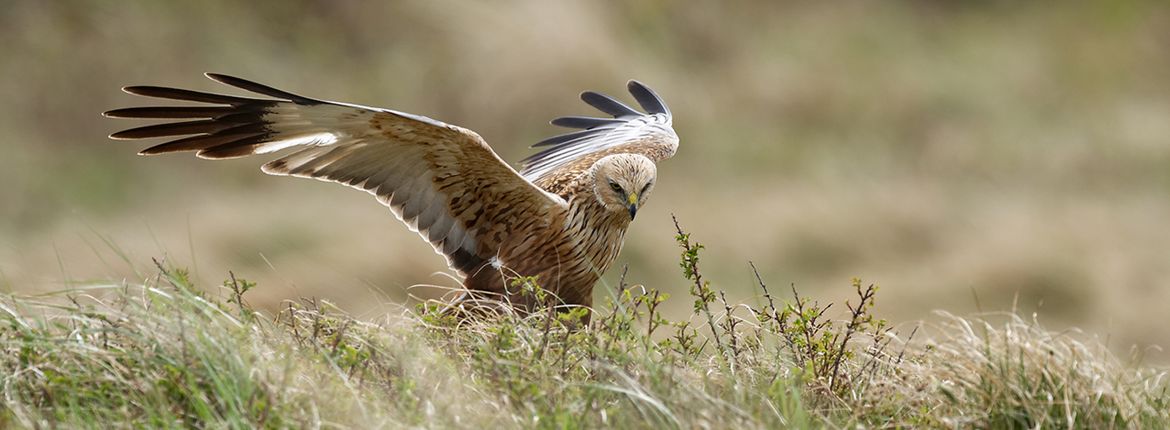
[{"left": 531, "top": 156, "right": 596, "bottom": 199}]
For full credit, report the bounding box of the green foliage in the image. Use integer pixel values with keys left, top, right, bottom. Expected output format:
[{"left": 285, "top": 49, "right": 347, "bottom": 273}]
[{"left": 1, "top": 227, "right": 1168, "bottom": 428}]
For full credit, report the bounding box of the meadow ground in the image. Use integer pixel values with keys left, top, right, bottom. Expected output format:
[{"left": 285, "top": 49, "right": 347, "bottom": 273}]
[{"left": 3, "top": 229, "right": 1167, "bottom": 428}]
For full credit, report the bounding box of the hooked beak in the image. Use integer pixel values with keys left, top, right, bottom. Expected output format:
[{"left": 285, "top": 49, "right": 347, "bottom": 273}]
[{"left": 627, "top": 192, "right": 639, "bottom": 220}]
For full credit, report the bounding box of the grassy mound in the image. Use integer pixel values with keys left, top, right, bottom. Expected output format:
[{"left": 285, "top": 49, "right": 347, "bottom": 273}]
[{"left": 2, "top": 230, "right": 1166, "bottom": 428}]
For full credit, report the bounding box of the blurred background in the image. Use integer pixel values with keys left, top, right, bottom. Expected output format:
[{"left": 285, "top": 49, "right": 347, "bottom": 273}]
[{"left": 3, "top": 1, "right": 1169, "bottom": 359}]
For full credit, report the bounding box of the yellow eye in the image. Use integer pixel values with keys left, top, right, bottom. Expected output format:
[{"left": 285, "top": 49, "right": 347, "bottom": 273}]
[{"left": 609, "top": 182, "right": 623, "bottom": 193}]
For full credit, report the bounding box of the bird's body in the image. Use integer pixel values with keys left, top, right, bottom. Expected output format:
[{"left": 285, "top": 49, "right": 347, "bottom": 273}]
[{"left": 106, "top": 74, "right": 677, "bottom": 313}]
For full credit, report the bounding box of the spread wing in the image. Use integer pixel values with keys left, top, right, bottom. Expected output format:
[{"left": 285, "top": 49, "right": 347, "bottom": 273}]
[
  {"left": 105, "top": 73, "right": 567, "bottom": 277},
  {"left": 521, "top": 80, "right": 678, "bottom": 184}
]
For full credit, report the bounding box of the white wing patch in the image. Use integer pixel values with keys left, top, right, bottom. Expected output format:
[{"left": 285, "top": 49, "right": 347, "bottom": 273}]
[
  {"left": 254, "top": 132, "right": 339, "bottom": 154},
  {"left": 521, "top": 114, "right": 676, "bottom": 181},
  {"left": 520, "top": 80, "right": 678, "bottom": 182}
]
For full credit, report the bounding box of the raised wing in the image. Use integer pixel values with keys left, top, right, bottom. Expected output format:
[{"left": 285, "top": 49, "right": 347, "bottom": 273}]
[
  {"left": 521, "top": 80, "right": 678, "bottom": 183},
  {"left": 105, "top": 73, "right": 567, "bottom": 277}
]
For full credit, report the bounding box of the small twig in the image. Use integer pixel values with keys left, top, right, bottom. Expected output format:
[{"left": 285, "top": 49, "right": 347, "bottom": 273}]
[
  {"left": 228, "top": 271, "right": 242, "bottom": 302},
  {"left": 895, "top": 325, "right": 919, "bottom": 366},
  {"left": 788, "top": 283, "right": 815, "bottom": 368},
  {"left": 532, "top": 299, "right": 557, "bottom": 362},
  {"left": 309, "top": 298, "right": 323, "bottom": 341},
  {"left": 672, "top": 214, "right": 726, "bottom": 360},
  {"left": 828, "top": 283, "right": 877, "bottom": 393},
  {"left": 330, "top": 319, "right": 352, "bottom": 354},
  {"left": 719, "top": 290, "right": 741, "bottom": 363},
  {"left": 151, "top": 257, "right": 180, "bottom": 290},
  {"left": 750, "top": 261, "right": 780, "bottom": 324},
  {"left": 645, "top": 290, "right": 663, "bottom": 338},
  {"left": 618, "top": 264, "right": 629, "bottom": 291},
  {"left": 286, "top": 302, "right": 302, "bottom": 345}
]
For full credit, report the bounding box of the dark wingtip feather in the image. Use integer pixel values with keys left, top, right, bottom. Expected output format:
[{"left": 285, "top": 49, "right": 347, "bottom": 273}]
[
  {"left": 122, "top": 85, "right": 258, "bottom": 105},
  {"left": 550, "top": 116, "right": 625, "bottom": 129},
  {"left": 204, "top": 73, "right": 321, "bottom": 104},
  {"left": 103, "top": 106, "right": 236, "bottom": 119},
  {"left": 626, "top": 80, "right": 669, "bottom": 116},
  {"left": 580, "top": 91, "right": 641, "bottom": 118},
  {"left": 194, "top": 134, "right": 272, "bottom": 159},
  {"left": 109, "top": 119, "right": 224, "bottom": 140},
  {"left": 137, "top": 132, "right": 267, "bottom": 155}
]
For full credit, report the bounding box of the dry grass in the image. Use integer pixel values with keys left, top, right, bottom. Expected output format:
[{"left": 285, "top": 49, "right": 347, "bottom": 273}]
[
  {"left": 911, "top": 312, "right": 1169, "bottom": 428},
  {"left": 2, "top": 229, "right": 1166, "bottom": 428}
]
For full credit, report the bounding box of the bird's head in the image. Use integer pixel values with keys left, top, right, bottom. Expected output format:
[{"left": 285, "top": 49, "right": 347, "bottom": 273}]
[{"left": 591, "top": 154, "right": 657, "bottom": 221}]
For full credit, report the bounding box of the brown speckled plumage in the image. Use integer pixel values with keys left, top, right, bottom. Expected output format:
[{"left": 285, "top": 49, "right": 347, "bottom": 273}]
[{"left": 105, "top": 74, "right": 678, "bottom": 314}]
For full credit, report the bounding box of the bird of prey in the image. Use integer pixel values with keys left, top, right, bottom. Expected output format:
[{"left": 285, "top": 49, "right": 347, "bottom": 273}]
[{"left": 105, "top": 74, "right": 677, "bottom": 314}]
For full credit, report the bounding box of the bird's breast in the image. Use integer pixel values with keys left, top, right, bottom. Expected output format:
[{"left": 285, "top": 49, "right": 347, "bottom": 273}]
[{"left": 483, "top": 198, "right": 631, "bottom": 306}]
